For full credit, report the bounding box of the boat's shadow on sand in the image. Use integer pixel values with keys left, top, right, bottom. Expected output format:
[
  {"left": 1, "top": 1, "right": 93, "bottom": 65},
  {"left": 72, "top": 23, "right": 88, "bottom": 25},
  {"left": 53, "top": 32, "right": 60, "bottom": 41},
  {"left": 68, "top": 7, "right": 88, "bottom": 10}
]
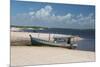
[{"left": 27, "top": 44, "right": 77, "bottom": 50}]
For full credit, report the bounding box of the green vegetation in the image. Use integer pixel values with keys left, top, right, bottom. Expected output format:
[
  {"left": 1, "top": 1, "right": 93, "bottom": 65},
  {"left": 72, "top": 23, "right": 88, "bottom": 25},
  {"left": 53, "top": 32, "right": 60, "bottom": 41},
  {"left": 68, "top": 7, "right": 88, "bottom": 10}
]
[{"left": 11, "top": 25, "right": 48, "bottom": 30}]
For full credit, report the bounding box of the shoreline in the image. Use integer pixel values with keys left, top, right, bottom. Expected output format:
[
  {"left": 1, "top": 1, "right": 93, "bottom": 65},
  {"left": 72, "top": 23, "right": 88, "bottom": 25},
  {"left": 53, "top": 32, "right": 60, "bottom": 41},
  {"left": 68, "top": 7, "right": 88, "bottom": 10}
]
[{"left": 11, "top": 31, "right": 84, "bottom": 46}]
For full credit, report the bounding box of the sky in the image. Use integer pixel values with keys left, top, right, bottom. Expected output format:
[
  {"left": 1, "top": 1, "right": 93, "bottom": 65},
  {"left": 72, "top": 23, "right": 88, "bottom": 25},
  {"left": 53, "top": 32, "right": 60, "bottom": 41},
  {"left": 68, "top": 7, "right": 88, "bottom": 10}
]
[{"left": 11, "top": 0, "right": 95, "bottom": 29}]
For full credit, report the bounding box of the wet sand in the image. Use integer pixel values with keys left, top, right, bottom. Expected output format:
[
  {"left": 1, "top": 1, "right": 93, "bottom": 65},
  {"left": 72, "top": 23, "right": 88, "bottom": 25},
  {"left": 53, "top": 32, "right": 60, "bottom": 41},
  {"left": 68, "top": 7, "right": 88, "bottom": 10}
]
[{"left": 11, "top": 46, "right": 95, "bottom": 66}]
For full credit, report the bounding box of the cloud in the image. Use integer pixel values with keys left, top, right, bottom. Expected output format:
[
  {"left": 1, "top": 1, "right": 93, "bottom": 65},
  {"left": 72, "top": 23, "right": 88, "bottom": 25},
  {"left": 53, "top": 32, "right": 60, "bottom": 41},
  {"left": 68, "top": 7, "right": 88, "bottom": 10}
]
[
  {"left": 11, "top": 5, "right": 95, "bottom": 29},
  {"left": 35, "top": 5, "right": 52, "bottom": 18}
]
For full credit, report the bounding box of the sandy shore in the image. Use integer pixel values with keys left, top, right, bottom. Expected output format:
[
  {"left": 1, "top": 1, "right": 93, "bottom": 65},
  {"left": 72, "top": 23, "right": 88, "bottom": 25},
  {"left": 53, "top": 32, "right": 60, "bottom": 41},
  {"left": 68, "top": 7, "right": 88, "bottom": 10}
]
[
  {"left": 11, "top": 31, "right": 95, "bottom": 66},
  {"left": 11, "top": 46, "right": 95, "bottom": 66}
]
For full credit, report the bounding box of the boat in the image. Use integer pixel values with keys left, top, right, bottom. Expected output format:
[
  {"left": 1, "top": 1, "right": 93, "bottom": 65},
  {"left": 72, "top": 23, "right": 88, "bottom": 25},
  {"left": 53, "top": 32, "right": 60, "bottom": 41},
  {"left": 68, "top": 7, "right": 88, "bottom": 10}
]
[{"left": 29, "top": 34, "right": 78, "bottom": 49}]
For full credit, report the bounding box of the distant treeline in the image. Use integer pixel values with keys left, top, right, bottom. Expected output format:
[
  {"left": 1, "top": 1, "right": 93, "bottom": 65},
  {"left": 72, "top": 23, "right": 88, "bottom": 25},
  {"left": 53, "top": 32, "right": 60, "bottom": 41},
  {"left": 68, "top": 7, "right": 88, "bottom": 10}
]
[{"left": 11, "top": 25, "right": 48, "bottom": 29}]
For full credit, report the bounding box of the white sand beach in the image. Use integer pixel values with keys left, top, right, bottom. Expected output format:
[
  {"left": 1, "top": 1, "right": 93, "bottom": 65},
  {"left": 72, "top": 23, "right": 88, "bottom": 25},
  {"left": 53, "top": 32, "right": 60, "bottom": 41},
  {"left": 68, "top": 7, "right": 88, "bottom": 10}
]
[
  {"left": 10, "top": 31, "right": 95, "bottom": 66},
  {"left": 11, "top": 46, "right": 95, "bottom": 66}
]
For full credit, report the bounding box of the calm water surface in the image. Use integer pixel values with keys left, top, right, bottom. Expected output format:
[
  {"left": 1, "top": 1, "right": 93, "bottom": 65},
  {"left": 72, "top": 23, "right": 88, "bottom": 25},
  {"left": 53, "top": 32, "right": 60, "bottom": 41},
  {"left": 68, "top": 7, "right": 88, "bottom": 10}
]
[{"left": 22, "top": 28, "right": 95, "bottom": 52}]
